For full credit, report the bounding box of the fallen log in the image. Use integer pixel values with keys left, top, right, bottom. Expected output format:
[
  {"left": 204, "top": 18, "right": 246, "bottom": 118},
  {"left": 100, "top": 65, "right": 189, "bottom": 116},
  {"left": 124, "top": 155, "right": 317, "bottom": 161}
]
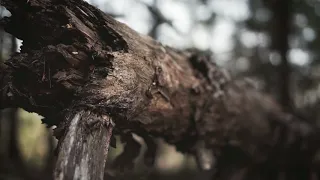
[{"left": 0, "top": 0, "right": 319, "bottom": 180}]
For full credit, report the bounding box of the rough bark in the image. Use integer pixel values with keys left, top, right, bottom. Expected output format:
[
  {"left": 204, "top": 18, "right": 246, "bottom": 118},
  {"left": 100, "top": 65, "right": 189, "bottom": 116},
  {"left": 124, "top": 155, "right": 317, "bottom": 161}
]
[{"left": 0, "top": 0, "right": 319, "bottom": 180}]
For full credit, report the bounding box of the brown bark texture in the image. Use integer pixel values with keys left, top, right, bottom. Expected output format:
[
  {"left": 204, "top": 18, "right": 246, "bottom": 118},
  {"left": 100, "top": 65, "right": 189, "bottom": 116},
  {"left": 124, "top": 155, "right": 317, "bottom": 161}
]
[{"left": 0, "top": 0, "right": 319, "bottom": 180}]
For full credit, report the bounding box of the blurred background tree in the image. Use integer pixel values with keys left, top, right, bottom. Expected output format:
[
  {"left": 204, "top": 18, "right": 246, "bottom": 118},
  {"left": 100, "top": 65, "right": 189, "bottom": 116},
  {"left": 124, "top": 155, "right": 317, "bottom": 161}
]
[{"left": 1, "top": 0, "right": 320, "bottom": 179}]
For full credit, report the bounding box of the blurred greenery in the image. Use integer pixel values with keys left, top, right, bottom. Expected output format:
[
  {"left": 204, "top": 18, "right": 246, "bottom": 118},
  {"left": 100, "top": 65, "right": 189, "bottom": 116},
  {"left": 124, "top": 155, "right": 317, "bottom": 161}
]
[{"left": 17, "top": 109, "right": 52, "bottom": 169}]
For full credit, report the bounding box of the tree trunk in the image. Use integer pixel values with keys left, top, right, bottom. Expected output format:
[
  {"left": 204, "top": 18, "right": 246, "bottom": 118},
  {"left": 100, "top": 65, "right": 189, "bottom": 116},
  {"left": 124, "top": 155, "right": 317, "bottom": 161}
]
[
  {"left": 268, "top": 0, "right": 292, "bottom": 109},
  {"left": 0, "top": 0, "right": 319, "bottom": 180}
]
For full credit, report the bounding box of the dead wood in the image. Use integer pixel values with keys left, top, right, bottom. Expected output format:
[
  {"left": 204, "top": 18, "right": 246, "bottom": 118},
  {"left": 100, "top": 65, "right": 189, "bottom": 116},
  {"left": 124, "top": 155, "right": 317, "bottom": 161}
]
[
  {"left": 54, "top": 111, "right": 114, "bottom": 180},
  {"left": 0, "top": 0, "right": 319, "bottom": 180}
]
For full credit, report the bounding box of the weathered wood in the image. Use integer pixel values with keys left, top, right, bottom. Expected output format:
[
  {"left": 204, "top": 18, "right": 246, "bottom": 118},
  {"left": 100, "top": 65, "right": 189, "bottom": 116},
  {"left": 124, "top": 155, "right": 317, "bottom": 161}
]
[
  {"left": 0, "top": 0, "right": 319, "bottom": 180},
  {"left": 54, "top": 111, "right": 114, "bottom": 180}
]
